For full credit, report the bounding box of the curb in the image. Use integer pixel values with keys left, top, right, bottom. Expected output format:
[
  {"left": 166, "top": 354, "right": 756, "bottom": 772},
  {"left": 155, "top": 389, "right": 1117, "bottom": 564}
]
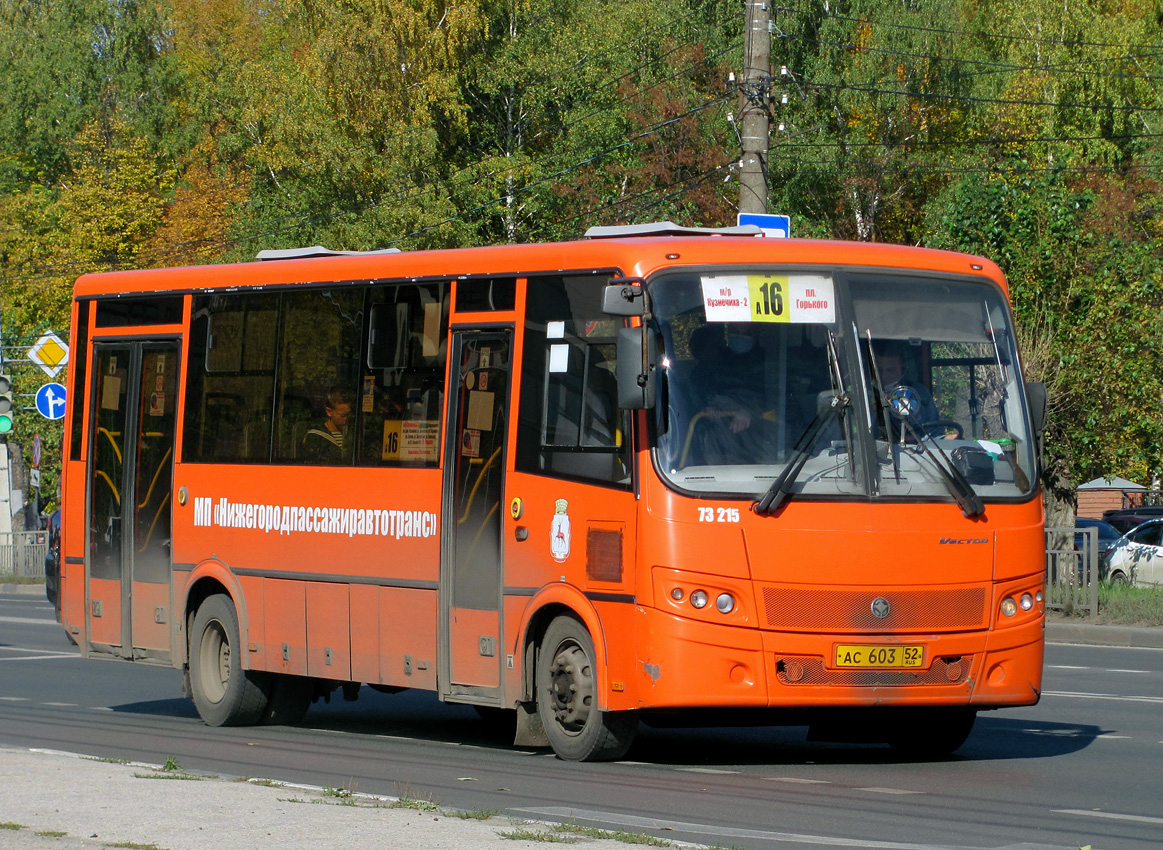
[
  {"left": 0, "top": 583, "right": 45, "bottom": 596},
  {"left": 1045, "top": 620, "right": 1163, "bottom": 649}
]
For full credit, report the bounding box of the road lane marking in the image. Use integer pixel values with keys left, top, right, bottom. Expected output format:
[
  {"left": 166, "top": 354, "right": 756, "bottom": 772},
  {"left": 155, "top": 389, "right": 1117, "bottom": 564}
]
[
  {"left": 1044, "top": 690, "right": 1163, "bottom": 705},
  {"left": 1053, "top": 809, "right": 1163, "bottom": 825},
  {"left": 0, "top": 615, "right": 64, "bottom": 626},
  {"left": 1095, "top": 733, "right": 1131, "bottom": 739},
  {"left": 1107, "top": 668, "right": 1148, "bottom": 674},
  {"left": 857, "top": 788, "right": 924, "bottom": 795},
  {"left": 766, "top": 777, "right": 831, "bottom": 784},
  {"left": 0, "top": 653, "right": 76, "bottom": 662},
  {"left": 1047, "top": 665, "right": 1090, "bottom": 669},
  {"left": 676, "top": 768, "right": 740, "bottom": 775},
  {"left": 0, "top": 697, "right": 30, "bottom": 701},
  {"left": 520, "top": 806, "right": 1016, "bottom": 849}
]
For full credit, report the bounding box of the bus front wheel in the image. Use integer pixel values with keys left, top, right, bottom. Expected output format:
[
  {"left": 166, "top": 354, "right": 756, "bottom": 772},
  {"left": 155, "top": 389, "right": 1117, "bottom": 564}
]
[
  {"left": 189, "top": 594, "right": 270, "bottom": 727},
  {"left": 887, "top": 708, "right": 976, "bottom": 758},
  {"left": 536, "top": 616, "right": 637, "bottom": 761}
]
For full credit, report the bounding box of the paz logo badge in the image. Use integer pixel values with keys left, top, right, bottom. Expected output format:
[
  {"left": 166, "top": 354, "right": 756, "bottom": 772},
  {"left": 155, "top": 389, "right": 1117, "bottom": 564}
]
[{"left": 550, "top": 499, "right": 571, "bottom": 563}]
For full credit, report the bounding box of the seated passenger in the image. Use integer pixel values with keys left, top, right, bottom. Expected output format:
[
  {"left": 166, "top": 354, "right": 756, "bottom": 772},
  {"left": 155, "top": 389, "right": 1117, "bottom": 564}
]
[{"left": 301, "top": 387, "right": 354, "bottom": 463}]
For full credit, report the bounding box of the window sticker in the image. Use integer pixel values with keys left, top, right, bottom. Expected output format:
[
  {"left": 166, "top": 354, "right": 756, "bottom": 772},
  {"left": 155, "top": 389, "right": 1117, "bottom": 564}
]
[
  {"left": 549, "top": 343, "right": 570, "bottom": 373},
  {"left": 701, "top": 274, "right": 834, "bottom": 324},
  {"left": 547, "top": 321, "right": 566, "bottom": 339},
  {"left": 550, "top": 498, "right": 571, "bottom": 563},
  {"left": 462, "top": 428, "right": 481, "bottom": 458}
]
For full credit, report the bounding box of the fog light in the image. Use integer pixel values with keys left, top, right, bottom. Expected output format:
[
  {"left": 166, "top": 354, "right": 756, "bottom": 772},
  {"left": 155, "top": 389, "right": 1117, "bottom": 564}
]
[
  {"left": 1020, "top": 593, "right": 1034, "bottom": 611},
  {"left": 1000, "top": 597, "right": 1017, "bottom": 617},
  {"left": 1035, "top": 590, "right": 1044, "bottom": 603},
  {"left": 715, "top": 593, "right": 735, "bottom": 614},
  {"left": 690, "top": 590, "right": 709, "bottom": 609},
  {"left": 671, "top": 588, "right": 684, "bottom": 601}
]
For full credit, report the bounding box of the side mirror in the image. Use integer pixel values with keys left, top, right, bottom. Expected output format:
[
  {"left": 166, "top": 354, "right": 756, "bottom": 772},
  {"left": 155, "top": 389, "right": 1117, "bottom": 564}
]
[
  {"left": 1025, "top": 381, "right": 1047, "bottom": 437},
  {"left": 616, "top": 327, "right": 657, "bottom": 409},
  {"left": 603, "top": 281, "right": 646, "bottom": 317}
]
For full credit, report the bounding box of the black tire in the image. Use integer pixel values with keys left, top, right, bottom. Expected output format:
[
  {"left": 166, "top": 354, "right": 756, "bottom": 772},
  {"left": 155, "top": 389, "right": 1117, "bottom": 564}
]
[
  {"left": 473, "top": 705, "right": 518, "bottom": 741},
  {"left": 189, "top": 594, "right": 270, "bottom": 726},
  {"left": 261, "top": 674, "right": 314, "bottom": 725},
  {"left": 536, "top": 615, "right": 637, "bottom": 761},
  {"left": 887, "top": 709, "right": 976, "bottom": 758},
  {"left": 1109, "top": 570, "right": 1130, "bottom": 587}
]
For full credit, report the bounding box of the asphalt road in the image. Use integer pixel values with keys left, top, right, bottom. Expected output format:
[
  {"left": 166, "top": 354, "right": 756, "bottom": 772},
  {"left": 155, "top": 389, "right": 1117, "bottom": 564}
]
[{"left": 2, "top": 590, "right": 1161, "bottom": 850}]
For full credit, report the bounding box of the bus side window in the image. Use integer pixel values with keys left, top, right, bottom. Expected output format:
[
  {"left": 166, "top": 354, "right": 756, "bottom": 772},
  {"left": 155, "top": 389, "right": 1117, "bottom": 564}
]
[
  {"left": 274, "top": 288, "right": 364, "bottom": 466},
  {"left": 516, "top": 275, "right": 630, "bottom": 488},
  {"left": 184, "top": 294, "right": 278, "bottom": 463},
  {"left": 358, "top": 282, "right": 449, "bottom": 468}
]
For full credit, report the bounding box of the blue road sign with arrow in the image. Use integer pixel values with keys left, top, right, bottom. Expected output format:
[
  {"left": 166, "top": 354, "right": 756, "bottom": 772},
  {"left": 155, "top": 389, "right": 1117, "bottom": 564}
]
[{"left": 35, "top": 382, "right": 67, "bottom": 421}]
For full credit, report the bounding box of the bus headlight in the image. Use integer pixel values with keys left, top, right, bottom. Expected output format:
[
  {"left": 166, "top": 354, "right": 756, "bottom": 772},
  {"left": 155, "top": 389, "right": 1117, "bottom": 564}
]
[
  {"left": 1000, "top": 597, "right": 1018, "bottom": 617},
  {"left": 690, "top": 590, "right": 709, "bottom": 609},
  {"left": 1019, "top": 593, "right": 1034, "bottom": 611},
  {"left": 715, "top": 593, "right": 735, "bottom": 614}
]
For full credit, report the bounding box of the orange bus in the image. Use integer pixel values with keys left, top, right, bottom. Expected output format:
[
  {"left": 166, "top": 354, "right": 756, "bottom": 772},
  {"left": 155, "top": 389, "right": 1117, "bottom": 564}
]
[{"left": 55, "top": 223, "right": 1047, "bottom": 761}]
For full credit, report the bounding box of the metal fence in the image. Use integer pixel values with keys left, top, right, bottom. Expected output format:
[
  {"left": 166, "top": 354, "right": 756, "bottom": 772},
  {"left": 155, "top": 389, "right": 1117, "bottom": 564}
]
[
  {"left": 1045, "top": 525, "right": 1098, "bottom": 617},
  {"left": 0, "top": 531, "right": 48, "bottom": 579}
]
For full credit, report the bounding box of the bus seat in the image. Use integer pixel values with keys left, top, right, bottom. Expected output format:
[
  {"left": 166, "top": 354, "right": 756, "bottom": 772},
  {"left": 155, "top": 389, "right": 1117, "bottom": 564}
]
[
  {"left": 202, "top": 393, "right": 248, "bottom": 460},
  {"left": 279, "top": 394, "right": 317, "bottom": 460}
]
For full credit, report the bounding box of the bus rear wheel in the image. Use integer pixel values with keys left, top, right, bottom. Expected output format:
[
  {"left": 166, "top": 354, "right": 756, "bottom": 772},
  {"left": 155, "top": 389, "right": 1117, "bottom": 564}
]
[
  {"left": 536, "top": 615, "right": 637, "bottom": 761},
  {"left": 261, "top": 674, "right": 314, "bottom": 725},
  {"left": 189, "top": 594, "right": 270, "bottom": 727}
]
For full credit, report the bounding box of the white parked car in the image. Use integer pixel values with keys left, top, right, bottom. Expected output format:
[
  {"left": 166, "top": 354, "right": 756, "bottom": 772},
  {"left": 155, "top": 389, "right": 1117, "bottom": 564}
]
[{"left": 1105, "top": 519, "right": 1163, "bottom": 586}]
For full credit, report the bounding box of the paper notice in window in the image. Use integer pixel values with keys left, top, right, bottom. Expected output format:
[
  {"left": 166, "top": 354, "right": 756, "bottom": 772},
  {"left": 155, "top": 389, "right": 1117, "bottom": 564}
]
[
  {"left": 101, "top": 375, "right": 122, "bottom": 410},
  {"left": 549, "top": 344, "right": 570, "bottom": 373},
  {"left": 422, "top": 302, "right": 441, "bottom": 357},
  {"left": 702, "top": 274, "right": 835, "bottom": 324},
  {"left": 467, "top": 390, "right": 494, "bottom": 431}
]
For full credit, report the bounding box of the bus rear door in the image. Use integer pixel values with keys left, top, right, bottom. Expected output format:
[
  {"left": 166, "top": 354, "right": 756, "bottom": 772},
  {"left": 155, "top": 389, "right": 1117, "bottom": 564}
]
[{"left": 86, "top": 341, "right": 180, "bottom": 662}]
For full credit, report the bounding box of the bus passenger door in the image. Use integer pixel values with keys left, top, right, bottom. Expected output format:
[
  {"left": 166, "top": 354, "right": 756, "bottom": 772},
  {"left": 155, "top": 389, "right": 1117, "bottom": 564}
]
[
  {"left": 441, "top": 329, "right": 511, "bottom": 702},
  {"left": 87, "top": 342, "right": 180, "bottom": 661}
]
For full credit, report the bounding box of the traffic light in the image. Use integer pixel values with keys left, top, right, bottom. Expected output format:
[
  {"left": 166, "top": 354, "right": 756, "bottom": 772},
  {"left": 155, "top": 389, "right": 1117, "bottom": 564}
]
[{"left": 0, "top": 372, "right": 13, "bottom": 434}]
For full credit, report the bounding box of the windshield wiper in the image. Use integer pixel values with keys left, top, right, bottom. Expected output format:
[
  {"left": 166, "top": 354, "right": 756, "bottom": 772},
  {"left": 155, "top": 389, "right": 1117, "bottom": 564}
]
[
  {"left": 754, "top": 334, "right": 849, "bottom": 516},
  {"left": 865, "top": 333, "right": 984, "bottom": 519}
]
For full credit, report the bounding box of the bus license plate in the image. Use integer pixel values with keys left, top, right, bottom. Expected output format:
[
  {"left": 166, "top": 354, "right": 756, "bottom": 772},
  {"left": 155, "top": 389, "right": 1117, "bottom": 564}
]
[{"left": 834, "top": 645, "right": 924, "bottom": 668}]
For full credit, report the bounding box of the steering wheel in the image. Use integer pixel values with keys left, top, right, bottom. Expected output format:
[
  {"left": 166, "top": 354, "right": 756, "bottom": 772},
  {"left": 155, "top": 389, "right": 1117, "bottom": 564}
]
[{"left": 887, "top": 384, "right": 921, "bottom": 419}]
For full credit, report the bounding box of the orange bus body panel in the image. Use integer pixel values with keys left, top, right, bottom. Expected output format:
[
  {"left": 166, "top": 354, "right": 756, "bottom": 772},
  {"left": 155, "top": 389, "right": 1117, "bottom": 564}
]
[{"left": 59, "top": 233, "right": 1042, "bottom": 745}]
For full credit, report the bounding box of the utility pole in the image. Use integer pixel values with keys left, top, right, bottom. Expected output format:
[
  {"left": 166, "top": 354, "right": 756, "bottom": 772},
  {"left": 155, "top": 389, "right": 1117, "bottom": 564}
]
[{"left": 738, "top": 0, "right": 771, "bottom": 215}]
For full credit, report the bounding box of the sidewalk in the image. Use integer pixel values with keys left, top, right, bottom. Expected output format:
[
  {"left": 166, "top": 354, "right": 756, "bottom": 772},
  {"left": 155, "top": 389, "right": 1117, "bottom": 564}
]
[{"left": 0, "top": 747, "right": 626, "bottom": 850}]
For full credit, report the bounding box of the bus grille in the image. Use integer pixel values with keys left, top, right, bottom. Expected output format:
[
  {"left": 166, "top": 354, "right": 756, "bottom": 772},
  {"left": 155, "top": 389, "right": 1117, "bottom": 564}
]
[
  {"left": 775, "top": 655, "right": 974, "bottom": 686},
  {"left": 759, "top": 585, "right": 988, "bottom": 633}
]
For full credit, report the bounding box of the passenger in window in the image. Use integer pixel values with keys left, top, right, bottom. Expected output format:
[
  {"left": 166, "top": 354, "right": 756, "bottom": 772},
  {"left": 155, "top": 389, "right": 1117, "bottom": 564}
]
[{"left": 301, "top": 387, "right": 354, "bottom": 463}]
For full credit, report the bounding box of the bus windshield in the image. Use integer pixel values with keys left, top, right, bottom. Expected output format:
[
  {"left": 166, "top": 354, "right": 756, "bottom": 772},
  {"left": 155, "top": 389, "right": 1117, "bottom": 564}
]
[{"left": 649, "top": 269, "right": 1037, "bottom": 503}]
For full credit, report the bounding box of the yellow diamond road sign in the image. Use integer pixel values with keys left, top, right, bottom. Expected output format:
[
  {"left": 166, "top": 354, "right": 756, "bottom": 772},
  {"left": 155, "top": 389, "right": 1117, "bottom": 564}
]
[{"left": 28, "top": 332, "right": 70, "bottom": 379}]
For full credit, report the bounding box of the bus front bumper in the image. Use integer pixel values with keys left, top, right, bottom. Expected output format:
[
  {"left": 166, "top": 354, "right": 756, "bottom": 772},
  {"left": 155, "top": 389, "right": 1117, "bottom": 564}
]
[{"left": 632, "top": 607, "right": 1044, "bottom": 711}]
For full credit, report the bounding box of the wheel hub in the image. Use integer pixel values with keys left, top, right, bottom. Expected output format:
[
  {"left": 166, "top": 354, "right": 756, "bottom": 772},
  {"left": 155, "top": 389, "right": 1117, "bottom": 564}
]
[{"left": 548, "top": 643, "right": 594, "bottom": 735}]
